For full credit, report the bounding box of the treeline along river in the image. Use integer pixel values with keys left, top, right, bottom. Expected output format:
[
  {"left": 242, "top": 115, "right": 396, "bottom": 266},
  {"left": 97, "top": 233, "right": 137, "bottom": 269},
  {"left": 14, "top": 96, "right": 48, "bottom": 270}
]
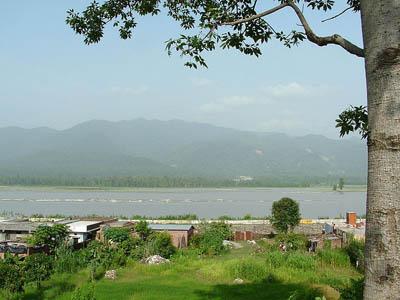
[{"left": 0, "top": 187, "right": 366, "bottom": 219}]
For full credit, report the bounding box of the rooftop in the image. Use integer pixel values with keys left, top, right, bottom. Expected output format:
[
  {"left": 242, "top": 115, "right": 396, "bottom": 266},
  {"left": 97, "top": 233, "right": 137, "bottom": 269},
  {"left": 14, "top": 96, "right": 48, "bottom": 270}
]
[{"left": 148, "top": 224, "right": 194, "bottom": 231}]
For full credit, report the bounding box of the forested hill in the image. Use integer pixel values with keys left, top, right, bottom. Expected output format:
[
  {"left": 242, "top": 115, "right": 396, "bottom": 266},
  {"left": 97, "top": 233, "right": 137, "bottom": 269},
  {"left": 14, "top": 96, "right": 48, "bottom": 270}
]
[{"left": 0, "top": 119, "right": 367, "bottom": 184}]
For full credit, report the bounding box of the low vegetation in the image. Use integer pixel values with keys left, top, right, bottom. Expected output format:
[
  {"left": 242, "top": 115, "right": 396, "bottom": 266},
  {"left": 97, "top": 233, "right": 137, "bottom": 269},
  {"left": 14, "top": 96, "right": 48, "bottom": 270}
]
[{"left": 0, "top": 220, "right": 364, "bottom": 300}]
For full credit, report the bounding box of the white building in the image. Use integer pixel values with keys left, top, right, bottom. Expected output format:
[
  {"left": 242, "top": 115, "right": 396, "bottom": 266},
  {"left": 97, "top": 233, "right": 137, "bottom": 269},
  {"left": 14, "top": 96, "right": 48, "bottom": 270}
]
[{"left": 66, "top": 221, "right": 103, "bottom": 244}]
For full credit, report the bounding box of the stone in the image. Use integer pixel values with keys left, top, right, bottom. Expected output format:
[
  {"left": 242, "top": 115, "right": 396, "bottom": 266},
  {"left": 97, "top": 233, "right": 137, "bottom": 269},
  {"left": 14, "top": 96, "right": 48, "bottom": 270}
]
[
  {"left": 143, "top": 255, "right": 170, "bottom": 265},
  {"left": 247, "top": 240, "right": 257, "bottom": 245},
  {"left": 233, "top": 278, "right": 244, "bottom": 284},
  {"left": 104, "top": 270, "right": 117, "bottom": 280},
  {"left": 223, "top": 240, "right": 243, "bottom": 249}
]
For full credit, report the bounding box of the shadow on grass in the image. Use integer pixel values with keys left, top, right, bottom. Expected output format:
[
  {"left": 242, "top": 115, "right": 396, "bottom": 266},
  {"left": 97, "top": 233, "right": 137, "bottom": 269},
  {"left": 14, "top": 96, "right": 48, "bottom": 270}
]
[
  {"left": 21, "top": 280, "right": 76, "bottom": 300},
  {"left": 195, "top": 279, "right": 322, "bottom": 300}
]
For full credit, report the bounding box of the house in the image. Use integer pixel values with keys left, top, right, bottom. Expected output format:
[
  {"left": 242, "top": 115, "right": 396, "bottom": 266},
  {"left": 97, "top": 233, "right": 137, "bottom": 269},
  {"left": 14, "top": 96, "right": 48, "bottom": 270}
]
[
  {"left": 308, "top": 235, "right": 342, "bottom": 252},
  {"left": 0, "top": 220, "right": 40, "bottom": 242},
  {"left": 148, "top": 224, "right": 195, "bottom": 248},
  {"left": 66, "top": 220, "right": 103, "bottom": 244}
]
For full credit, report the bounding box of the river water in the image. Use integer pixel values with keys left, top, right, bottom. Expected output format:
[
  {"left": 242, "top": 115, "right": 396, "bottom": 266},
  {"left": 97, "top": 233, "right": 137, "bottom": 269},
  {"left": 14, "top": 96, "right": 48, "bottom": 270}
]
[{"left": 0, "top": 187, "right": 366, "bottom": 219}]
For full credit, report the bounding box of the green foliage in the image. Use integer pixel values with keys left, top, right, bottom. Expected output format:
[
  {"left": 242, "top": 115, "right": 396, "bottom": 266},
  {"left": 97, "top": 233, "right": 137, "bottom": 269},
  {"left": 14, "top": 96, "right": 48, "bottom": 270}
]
[
  {"left": 336, "top": 105, "right": 368, "bottom": 139},
  {"left": 191, "top": 222, "right": 232, "bottom": 256},
  {"left": 24, "top": 253, "right": 54, "bottom": 286},
  {"left": 28, "top": 224, "right": 69, "bottom": 252},
  {"left": 54, "top": 246, "right": 85, "bottom": 274},
  {"left": 134, "top": 221, "right": 152, "bottom": 240},
  {"left": 275, "top": 233, "right": 307, "bottom": 251},
  {"left": 230, "top": 258, "right": 269, "bottom": 282},
  {"left": 144, "top": 232, "right": 176, "bottom": 258},
  {"left": 71, "top": 283, "right": 96, "bottom": 300},
  {"left": 339, "top": 278, "right": 364, "bottom": 300},
  {"left": 316, "top": 249, "right": 351, "bottom": 268},
  {"left": 338, "top": 178, "right": 345, "bottom": 190},
  {"left": 103, "top": 227, "right": 131, "bottom": 243},
  {"left": 344, "top": 238, "right": 365, "bottom": 271},
  {"left": 271, "top": 198, "right": 301, "bottom": 233},
  {"left": 66, "top": 0, "right": 361, "bottom": 68},
  {"left": 0, "top": 254, "right": 24, "bottom": 293}
]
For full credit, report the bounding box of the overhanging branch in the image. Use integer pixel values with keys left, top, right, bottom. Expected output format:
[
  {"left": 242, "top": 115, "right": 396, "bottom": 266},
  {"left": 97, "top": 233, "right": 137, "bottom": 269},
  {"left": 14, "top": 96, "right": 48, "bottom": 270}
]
[{"left": 220, "top": 0, "right": 364, "bottom": 58}]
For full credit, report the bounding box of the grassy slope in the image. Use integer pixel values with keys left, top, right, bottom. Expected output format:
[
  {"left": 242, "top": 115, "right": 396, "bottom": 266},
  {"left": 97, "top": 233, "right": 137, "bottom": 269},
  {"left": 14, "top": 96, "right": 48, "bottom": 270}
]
[{"left": 15, "top": 242, "right": 362, "bottom": 300}]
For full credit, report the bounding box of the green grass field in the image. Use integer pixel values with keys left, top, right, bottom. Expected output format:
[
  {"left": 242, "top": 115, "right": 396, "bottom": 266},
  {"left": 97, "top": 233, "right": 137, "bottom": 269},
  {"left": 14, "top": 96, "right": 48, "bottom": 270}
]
[{"left": 14, "top": 242, "right": 362, "bottom": 300}]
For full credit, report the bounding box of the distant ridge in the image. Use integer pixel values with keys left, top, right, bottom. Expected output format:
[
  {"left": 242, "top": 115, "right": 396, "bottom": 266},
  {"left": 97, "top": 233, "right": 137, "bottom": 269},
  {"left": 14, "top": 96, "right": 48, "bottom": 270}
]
[{"left": 0, "top": 119, "right": 367, "bottom": 182}]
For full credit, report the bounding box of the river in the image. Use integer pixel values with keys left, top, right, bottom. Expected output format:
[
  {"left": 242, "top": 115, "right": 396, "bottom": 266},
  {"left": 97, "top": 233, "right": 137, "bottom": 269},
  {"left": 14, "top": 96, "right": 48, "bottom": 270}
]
[{"left": 0, "top": 187, "right": 366, "bottom": 219}]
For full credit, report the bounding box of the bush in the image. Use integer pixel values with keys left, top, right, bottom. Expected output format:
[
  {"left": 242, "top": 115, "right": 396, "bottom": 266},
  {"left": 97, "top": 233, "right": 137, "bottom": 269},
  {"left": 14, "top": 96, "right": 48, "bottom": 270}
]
[
  {"left": 24, "top": 253, "right": 54, "bottom": 286},
  {"left": 344, "top": 238, "right": 365, "bottom": 271},
  {"left": 134, "top": 221, "right": 152, "bottom": 240},
  {"left": 275, "top": 233, "right": 308, "bottom": 251},
  {"left": 0, "top": 254, "right": 24, "bottom": 293},
  {"left": 104, "top": 227, "right": 131, "bottom": 243},
  {"left": 54, "top": 246, "right": 84, "bottom": 274},
  {"left": 191, "top": 222, "right": 232, "bottom": 256},
  {"left": 28, "top": 224, "right": 69, "bottom": 253},
  {"left": 144, "top": 232, "right": 176, "bottom": 258},
  {"left": 339, "top": 278, "right": 364, "bottom": 300},
  {"left": 265, "top": 251, "right": 286, "bottom": 268},
  {"left": 271, "top": 197, "right": 301, "bottom": 233}
]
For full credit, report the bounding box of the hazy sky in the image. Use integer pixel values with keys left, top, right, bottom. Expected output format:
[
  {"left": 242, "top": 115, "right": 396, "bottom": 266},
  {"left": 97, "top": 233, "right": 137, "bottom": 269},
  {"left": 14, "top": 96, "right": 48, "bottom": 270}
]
[{"left": 0, "top": 1, "right": 366, "bottom": 138}]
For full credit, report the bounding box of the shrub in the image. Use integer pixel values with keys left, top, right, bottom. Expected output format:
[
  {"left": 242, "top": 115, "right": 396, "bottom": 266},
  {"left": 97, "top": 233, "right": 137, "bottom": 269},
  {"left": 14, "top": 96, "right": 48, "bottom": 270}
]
[
  {"left": 54, "top": 246, "right": 84, "bottom": 273},
  {"left": 24, "top": 253, "right": 54, "bottom": 287},
  {"left": 104, "top": 227, "right": 131, "bottom": 243},
  {"left": 28, "top": 224, "right": 69, "bottom": 253},
  {"left": 134, "top": 221, "right": 152, "bottom": 240},
  {"left": 144, "top": 232, "right": 176, "bottom": 258},
  {"left": 339, "top": 278, "right": 364, "bottom": 300},
  {"left": 0, "top": 254, "right": 24, "bottom": 293},
  {"left": 344, "top": 238, "right": 365, "bottom": 271},
  {"left": 191, "top": 222, "right": 232, "bottom": 256},
  {"left": 275, "top": 233, "right": 308, "bottom": 251},
  {"left": 271, "top": 198, "right": 301, "bottom": 233}
]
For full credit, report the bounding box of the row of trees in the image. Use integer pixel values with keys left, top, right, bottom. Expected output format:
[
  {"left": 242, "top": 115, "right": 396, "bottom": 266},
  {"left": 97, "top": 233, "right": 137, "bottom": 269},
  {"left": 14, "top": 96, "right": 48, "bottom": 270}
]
[{"left": 0, "top": 175, "right": 360, "bottom": 188}]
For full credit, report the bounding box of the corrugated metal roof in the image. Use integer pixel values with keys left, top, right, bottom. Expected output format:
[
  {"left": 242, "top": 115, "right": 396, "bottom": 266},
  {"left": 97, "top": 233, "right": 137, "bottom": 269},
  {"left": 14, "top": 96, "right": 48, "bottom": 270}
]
[
  {"left": 0, "top": 221, "right": 40, "bottom": 232},
  {"left": 148, "top": 224, "right": 194, "bottom": 231}
]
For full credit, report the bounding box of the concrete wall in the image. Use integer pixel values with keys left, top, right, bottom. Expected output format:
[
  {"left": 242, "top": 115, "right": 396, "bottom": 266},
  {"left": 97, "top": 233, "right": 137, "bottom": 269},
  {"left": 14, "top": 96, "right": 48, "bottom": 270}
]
[{"left": 231, "top": 223, "right": 323, "bottom": 236}]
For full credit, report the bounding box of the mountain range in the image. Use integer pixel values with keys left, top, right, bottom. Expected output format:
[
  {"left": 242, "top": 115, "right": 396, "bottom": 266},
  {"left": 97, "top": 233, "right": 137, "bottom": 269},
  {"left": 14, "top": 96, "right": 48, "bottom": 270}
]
[{"left": 0, "top": 119, "right": 367, "bottom": 182}]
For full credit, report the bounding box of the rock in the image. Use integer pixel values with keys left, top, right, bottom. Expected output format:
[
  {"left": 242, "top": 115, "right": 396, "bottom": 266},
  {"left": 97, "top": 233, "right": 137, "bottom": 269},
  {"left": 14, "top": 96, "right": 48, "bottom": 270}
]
[
  {"left": 104, "top": 270, "right": 117, "bottom": 280},
  {"left": 247, "top": 240, "right": 257, "bottom": 245},
  {"left": 143, "top": 255, "right": 170, "bottom": 265},
  {"left": 233, "top": 278, "right": 244, "bottom": 284},
  {"left": 223, "top": 240, "right": 243, "bottom": 249}
]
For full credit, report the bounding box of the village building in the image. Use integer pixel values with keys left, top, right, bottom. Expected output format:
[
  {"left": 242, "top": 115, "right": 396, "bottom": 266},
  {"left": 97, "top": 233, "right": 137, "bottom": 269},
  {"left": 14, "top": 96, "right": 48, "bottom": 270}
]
[
  {"left": 0, "top": 219, "right": 41, "bottom": 242},
  {"left": 148, "top": 224, "right": 195, "bottom": 248}
]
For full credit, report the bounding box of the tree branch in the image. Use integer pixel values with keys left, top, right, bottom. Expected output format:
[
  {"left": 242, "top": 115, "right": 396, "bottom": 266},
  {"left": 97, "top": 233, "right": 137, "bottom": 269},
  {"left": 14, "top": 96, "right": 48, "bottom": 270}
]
[
  {"left": 221, "top": 3, "right": 289, "bottom": 26},
  {"left": 219, "top": 1, "right": 364, "bottom": 58},
  {"left": 287, "top": 1, "right": 364, "bottom": 57},
  {"left": 321, "top": 6, "right": 352, "bottom": 23}
]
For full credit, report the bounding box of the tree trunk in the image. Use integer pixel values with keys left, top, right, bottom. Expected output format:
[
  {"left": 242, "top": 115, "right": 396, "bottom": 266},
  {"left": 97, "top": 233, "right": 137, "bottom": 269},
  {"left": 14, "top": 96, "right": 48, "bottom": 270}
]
[{"left": 360, "top": 1, "right": 400, "bottom": 299}]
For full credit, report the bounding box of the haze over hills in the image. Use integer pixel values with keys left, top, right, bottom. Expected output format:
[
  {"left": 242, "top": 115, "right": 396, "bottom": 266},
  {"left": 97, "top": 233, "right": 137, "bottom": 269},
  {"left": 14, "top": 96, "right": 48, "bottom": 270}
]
[{"left": 0, "top": 119, "right": 367, "bottom": 183}]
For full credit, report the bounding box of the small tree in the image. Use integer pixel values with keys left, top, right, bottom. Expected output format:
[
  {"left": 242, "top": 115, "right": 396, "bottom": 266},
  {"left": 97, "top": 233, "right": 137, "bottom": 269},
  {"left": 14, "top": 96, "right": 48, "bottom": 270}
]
[
  {"left": 333, "top": 184, "right": 337, "bottom": 191},
  {"left": 271, "top": 197, "right": 301, "bottom": 233},
  {"left": 338, "top": 178, "right": 345, "bottom": 190},
  {"left": 24, "top": 253, "right": 54, "bottom": 287},
  {"left": 134, "top": 221, "right": 152, "bottom": 241},
  {"left": 29, "top": 224, "right": 69, "bottom": 253},
  {"left": 104, "top": 227, "right": 131, "bottom": 243}
]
